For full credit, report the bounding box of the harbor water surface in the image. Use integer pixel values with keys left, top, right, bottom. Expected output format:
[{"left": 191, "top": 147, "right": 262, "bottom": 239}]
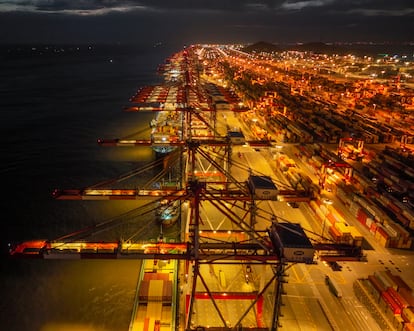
[{"left": 0, "top": 43, "right": 176, "bottom": 331}]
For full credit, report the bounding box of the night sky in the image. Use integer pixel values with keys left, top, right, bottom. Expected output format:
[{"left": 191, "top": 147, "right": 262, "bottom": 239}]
[{"left": 0, "top": 1, "right": 413, "bottom": 45}]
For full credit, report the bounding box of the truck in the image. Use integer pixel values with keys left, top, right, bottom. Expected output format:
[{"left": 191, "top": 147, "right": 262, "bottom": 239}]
[{"left": 325, "top": 275, "right": 342, "bottom": 298}]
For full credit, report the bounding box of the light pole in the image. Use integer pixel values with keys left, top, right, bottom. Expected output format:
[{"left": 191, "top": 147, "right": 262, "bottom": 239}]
[
  {"left": 322, "top": 213, "right": 327, "bottom": 239},
  {"left": 321, "top": 198, "right": 333, "bottom": 239}
]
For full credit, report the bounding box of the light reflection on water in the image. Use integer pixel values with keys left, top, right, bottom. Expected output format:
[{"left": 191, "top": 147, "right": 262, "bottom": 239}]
[
  {"left": 2, "top": 259, "right": 141, "bottom": 331},
  {"left": 0, "top": 44, "right": 175, "bottom": 330}
]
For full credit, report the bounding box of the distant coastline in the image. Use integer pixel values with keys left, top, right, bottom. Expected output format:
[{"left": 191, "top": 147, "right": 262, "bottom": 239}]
[
  {"left": 1, "top": 41, "right": 413, "bottom": 58},
  {"left": 243, "top": 41, "right": 414, "bottom": 57}
]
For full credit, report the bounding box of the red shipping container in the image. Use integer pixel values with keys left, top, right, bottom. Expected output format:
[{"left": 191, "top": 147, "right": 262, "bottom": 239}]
[
  {"left": 357, "top": 208, "right": 368, "bottom": 225},
  {"left": 329, "top": 226, "right": 341, "bottom": 241},
  {"left": 388, "top": 287, "right": 409, "bottom": 309},
  {"left": 404, "top": 322, "right": 414, "bottom": 331},
  {"left": 381, "top": 291, "right": 401, "bottom": 315}
]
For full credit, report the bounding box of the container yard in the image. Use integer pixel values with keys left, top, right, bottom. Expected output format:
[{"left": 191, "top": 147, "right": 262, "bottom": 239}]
[
  {"left": 7, "top": 42, "right": 414, "bottom": 331},
  {"left": 354, "top": 270, "right": 414, "bottom": 331}
]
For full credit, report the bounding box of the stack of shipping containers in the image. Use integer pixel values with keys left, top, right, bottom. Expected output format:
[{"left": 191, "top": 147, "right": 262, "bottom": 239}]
[{"left": 355, "top": 271, "right": 414, "bottom": 331}]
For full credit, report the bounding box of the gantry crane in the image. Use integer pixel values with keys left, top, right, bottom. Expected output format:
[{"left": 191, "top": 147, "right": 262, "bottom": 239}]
[
  {"left": 338, "top": 136, "right": 365, "bottom": 160},
  {"left": 10, "top": 45, "right": 364, "bottom": 331},
  {"left": 319, "top": 159, "right": 353, "bottom": 190}
]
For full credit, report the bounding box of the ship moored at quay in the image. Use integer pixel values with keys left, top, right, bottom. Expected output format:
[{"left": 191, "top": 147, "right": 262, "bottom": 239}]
[{"left": 9, "top": 43, "right": 414, "bottom": 331}]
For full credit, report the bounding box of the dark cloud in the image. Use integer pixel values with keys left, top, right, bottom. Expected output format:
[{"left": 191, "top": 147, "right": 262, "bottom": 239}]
[
  {"left": 3, "top": 0, "right": 412, "bottom": 15},
  {"left": 0, "top": 0, "right": 412, "bottom": 44}
]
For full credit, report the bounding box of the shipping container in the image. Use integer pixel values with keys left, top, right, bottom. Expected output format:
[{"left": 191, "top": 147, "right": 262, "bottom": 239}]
[
  {"left": 367, "top": 275, "right": 384, "bottom": 303},
  {"left": 374, "top": 271, "right": 393, "bottom": 290},
  {"left": 357, "top": 208, "right": 368, "bottom": 225},
  {"left": 402, "top": 307, "right": 414, "bottom": 323},
  {"left": 404, "top": 322, "right": 414, "bottom": 331},
  {"left": 393, "top": 314, "right": 405, "bottom": 331},
  {"left": 396, "top": 213, "right": 410, "bottom": 227},
  {"left": 399, "top": 288, "right": 414, "bottom": 307},
  {"left": 389, "top": 272, "right": 412, "bottom": 292},
  {"left": 148, "top": 279, "right": 164, "bottom": 301},
  {"left": 402, "top": 209, "right": 414, "bottom": 224},
  {"left": 139, "top": 280, "right": 150, "bottom": 301},
  {"left": 329, "top": 226, "right": 342, "bottom": 242},
  {"left": 388, "top": 287, "right": 409, "bottom": 309},
  {"left": 381, "top": 291, "right": 401, "bottom": 315},
  {"left": 370, "top": 221, "right": 378, "bottom": 234}
]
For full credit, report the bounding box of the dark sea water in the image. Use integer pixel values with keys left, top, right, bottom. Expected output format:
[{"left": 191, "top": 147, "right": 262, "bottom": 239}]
[{"left": 0, "top": 43, "right": 178, "bottom": 331}]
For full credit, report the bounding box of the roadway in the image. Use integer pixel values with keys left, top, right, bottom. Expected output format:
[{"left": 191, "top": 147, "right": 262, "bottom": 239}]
[
  {"left": 237, "top": 145, "right": 383, "bottom": 331},
  {"left": 140, "top": 46, "right": 414, "bottom": 330},
  {"left": 129, "top": 88, "right": 414, "bottom": 330},
  {"left": 192, "top": 109, "right": 406, "bottom": 330},
  {"left": 123, "top": 107, "right": 414, "bottom": 330}
]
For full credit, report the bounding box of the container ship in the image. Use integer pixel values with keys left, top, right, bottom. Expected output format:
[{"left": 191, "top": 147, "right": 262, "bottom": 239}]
[{"left": 150, "top": 106, "right": 182, "bottom": 154}]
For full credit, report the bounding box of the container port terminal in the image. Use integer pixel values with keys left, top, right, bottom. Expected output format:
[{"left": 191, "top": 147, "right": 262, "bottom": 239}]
[{"left": 9, "top": 43, "right": 414, "bottom": 331}]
